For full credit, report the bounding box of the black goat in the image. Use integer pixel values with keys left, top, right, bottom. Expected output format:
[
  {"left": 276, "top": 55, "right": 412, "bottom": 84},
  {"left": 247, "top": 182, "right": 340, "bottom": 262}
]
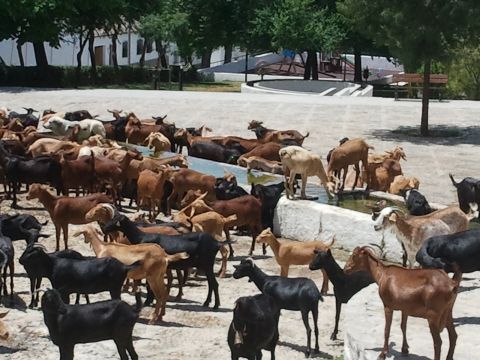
[
  {"left": 19, "top": 245, "right": 139, "bottom": 306},
  {"left": 233, "top": 258, "right": 322, "bottom": 358},
  {"left": 404, "top": 189, "right": 432, "bottom": 216},
  {"left": 309, "top": 249, "right": 373, "bottom": 340},
  {"left": 64, "top": 110, "right": 93, "bottom": 122},
  {"left": 189, "top": 141, "right": 242, "bottom": 164},
  {"left": 42, "top": 289, "right": 138, "bottom": 360},
  {"left": 228, "top": 294, "right": 280, "bottom": 360},
  {"left": 103, "top": 214, "right": 222, "bottom": 308},
  {"left": 251, "top": 182, "right": 285, "bottom": 229},
  {"left": 0, "top": 141, "right": 63, "bottom": 207},
  {"left": 416, "top": 229, "right": 480, "bottom": 272},
  {"left": 215, "top": 177, "right": 248, "bottom": 200},
  {"left": 450, "top": 174, "right": 480, "bottom": 217},
  {"left": 0, "top": 227, "right": 13, "bottom": 303},
  {"left": 0, "top": 213, "right": 48, "bottom": 245},
  {"left": 8, "top": 107, "right": 39, "bottom": 127}
]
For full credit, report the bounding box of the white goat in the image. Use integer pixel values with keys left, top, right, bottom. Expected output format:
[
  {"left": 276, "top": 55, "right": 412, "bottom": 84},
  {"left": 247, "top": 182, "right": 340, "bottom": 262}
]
[
  {"left": 279, "top": 145, "right": 334, "bottom": 199},
  {"left": 373, "top": 204, "right": 478, "bottom": 267}
]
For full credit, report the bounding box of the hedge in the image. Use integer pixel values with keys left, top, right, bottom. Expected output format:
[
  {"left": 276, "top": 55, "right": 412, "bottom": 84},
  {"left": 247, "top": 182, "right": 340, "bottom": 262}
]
[{"left": 0, "top": 65, "right": 199, "bottom": 88}]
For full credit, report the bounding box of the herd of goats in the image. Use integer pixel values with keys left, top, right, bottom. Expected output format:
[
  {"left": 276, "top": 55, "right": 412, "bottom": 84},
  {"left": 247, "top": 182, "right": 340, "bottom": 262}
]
[{"left": 0, "top": 106, "right": 478, "bottom": 360}]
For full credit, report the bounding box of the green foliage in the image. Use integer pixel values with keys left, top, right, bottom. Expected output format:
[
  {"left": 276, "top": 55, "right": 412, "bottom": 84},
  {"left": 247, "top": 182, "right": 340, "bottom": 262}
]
[
  {"left": 252, "top": 0, "right": 344, "bottom": 53},
  {"left": 447, "top": 46, "right": 480, "bottom": 100},
  {"left": 340, "top": 0, "right": 478, "bottom": 69}
]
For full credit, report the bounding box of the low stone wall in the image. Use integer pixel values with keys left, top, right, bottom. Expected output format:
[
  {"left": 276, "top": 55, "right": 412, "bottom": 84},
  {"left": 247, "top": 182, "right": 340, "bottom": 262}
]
[{"left": 273, "top": 196, "right": 403, "bottom": 262}]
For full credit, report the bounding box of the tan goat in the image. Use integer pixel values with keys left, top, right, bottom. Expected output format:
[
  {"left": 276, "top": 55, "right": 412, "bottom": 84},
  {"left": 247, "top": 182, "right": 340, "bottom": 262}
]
[
  {"left": 279, "top": 145, "right": 335, "bottom": 199},
  {"left": 137, "top": 169, "right": 170, "bottom": 219},
  {"left": 389, "top": 175, "right": 420, "bottom": 195},
  {"left": 368, "top": 146, "right": 407, "bottom": 164},
  {"left": 144, "top": 132, "right": 172, "bottom": 153},
  {"left": 74, "top": 225, "right": 188, "bottom": 324},
  {"left": 255, "top": 228, "right": 333, "bottom": 294}
]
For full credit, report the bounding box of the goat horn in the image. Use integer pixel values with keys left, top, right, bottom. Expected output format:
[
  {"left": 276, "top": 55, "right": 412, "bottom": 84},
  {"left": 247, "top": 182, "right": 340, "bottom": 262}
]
[{"left": 389, "top": 206, "right": 405, "bottom": 213}]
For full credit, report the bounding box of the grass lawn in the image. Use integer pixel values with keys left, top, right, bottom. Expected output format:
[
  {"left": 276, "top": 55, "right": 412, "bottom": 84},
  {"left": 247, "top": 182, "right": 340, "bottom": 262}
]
[{"left": 80, "top": 81, "right": 242, "bottom": 92}]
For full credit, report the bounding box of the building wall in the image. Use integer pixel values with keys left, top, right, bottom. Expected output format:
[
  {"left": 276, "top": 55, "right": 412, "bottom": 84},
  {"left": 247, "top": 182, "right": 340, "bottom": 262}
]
[{"left": 0, "top": 32, "right": 244, "bottom": 68}]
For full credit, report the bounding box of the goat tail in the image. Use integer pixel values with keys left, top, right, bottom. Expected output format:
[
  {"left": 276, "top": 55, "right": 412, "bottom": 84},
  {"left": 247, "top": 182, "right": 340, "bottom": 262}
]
[
  {"left": 449, "top": 173, "right": 458, "bottom": 188},
  {"left": 451, "top": 263, "right": 463, "bottom": 292},
  {"left": 166, "top": 252, "right": 189, "bottom": 263},
  {"left": 467, "top": 202, "right": 479, "bottom": 220},
  {"left": 302, "top": 131, "right": 310, "bottom": 139}
]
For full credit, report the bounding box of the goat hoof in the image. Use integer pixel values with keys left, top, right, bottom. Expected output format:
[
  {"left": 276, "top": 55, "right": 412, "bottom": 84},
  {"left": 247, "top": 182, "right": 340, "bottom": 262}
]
[
  {"left": 304, "top": 351, "right": 311, "bottom": 358},
  {"left": 213, "top": 303, "right": 219, "bottom": 309},
  {"left": 202, "top": 301, "right": 210, "bottom": 307},
  {"left": 330, "top": 333, "right": 337, "bottom": 341},
  {"left": 377, "top": 353, "right": 386, "bottom": 360},
  {"left": 401, "top": 346, "right": 409, "bottom": 355}
]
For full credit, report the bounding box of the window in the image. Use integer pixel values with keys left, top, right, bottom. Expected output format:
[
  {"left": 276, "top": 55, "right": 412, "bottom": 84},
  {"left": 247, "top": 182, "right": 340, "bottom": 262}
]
[
  {"left": 146, "top": 39, "right": 153, "bottom": 53},
  {"left": 137, "top": 39, "right": 144, "bottom": 55},
  {"left": 122, "top": 41, "right": 128, "bottom": 58}
]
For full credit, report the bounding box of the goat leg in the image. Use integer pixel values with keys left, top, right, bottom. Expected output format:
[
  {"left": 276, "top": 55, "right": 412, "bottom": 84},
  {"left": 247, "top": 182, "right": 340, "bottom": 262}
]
[
  {"left": 176, "top": 270, "right": 184, "bottom": 300},
  {"left": 8, "top": 260, "right": 14, "bottom": 304},
  {"left": 301, "top": 309, "right": 312, "bottom": 358},
  {"left": 331, "top": 298, "right": 341, "bottom": 341},
  {"left": 379, "top": 308, "right": 393, "bottom": 359},
  {"left": 400, "top": 311, "right": 409, "bottom": 354},
  {"left": 429, "top": 320, "right": 442, "bottom": 360},
  {"left": 445, "top": 312, "right": 457, "bottom": 360}
]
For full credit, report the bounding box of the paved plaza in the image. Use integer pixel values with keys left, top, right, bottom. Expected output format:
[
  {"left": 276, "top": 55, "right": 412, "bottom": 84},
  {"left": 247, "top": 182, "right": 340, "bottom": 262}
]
[{"left": 1, "top": 87, "right": 479, "bottom": 205}]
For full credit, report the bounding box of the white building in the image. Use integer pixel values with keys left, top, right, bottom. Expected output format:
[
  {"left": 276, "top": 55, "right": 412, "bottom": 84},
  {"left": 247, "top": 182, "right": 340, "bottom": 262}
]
[{"left": 0, "top": 31, "right": 244, "bottom": 68}]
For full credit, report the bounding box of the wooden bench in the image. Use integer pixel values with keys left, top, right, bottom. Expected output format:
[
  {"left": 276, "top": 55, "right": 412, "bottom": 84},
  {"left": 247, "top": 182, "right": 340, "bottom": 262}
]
[{"left": 392, "top": 73, "right": 448, "bottom": 101}]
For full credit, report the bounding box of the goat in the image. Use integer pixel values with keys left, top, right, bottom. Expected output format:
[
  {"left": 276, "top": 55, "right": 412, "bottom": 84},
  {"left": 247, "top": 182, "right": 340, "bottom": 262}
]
[
  {"left": 228, "top": 294, "right": 280, "bottom": 360},
  {"left": 373, "top": 205, "right": 477, "bottom": 267},
  {"left": 251, "top": 182, "right": 285, "bottom": 230},
  {"left": 255, "top": 228, "right": 332, "bottom": 294},
  {"left": 42, "top": 289, "right": 139, "bottom": 360},
  {"left": 449, "top": 174, "right": 480, "bottom": 217},
  {"left": 416, "top": 229, "right": 480, "bottom": 273},
  {"left": 309, "top": 249, "right": 373, "bottom": 340},
  {"left": 389, "top": 175, "right": 419, "bottom": 195},
  {"left": 137, "top": 169, "right": 170, "bottom": 219},
  {"left": 327, "top": 138, "right": 373, "bottom": 192},
  {"left": 214, "top": 176, "right": 248, "bottom": 200},
  {"left": 64, "top": 110, "right": 93, "bottom": 121},
  {"left": 58, "top": 152, "right": 96, "bottom": 195},
  {"left": 74, "top": 226, "right": 188, "bottom": 323},
  {"left": 238, "top": 156, "right": 284, "bottom": 175},
  {"left": 344, "top": 246, "right": 461, "bottom": 360},
  {"left": 368, "top": 146, "right": 407, "bottom": 164},
  {"left": 367, "top": 158, "right": 403, "bottom": 192},
  {"left": 233, "top": 258, "right": 322, "bottom": 357},
  {"left": 0, "top": 140, "right": 63, "bottom": 207},
  {"left": 247, "top": 120, "right": 309, "bottom": 145},
  {"left": 102, "top": 214, "right": 223, "bottom": 307},
  {"left": 404, "top": 189, "right": 432, "bottom": 216},
  {"left": 0, "top": 225, "right": 14, "bottom": 303},
  {"left": 144, "top": 132, "right": 171, "bottom": 153},
  {"left": 20, "top": 244, "right": 139, "bottom": 304},
  {"left": 237, "top": 142, "right": 283, "bottom": 164},
  {"left": 26, "top": 183, "right": 112, "bottom": 250},
  {"left": 189, "top": 141, "right": 243, "bottom": 164},
  {"left": 0, "top": 213, "right": 48, "bottom": 245},
  {"left": 279, "top": 145, "right": 334, "bottom": 199},
  {"left": 0, "top": 311, "right": 8, "bottom": 340}
]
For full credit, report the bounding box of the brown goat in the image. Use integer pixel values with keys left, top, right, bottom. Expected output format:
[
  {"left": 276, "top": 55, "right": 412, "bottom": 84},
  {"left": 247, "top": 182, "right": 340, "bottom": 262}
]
[
  {"left": 26, "top": 184, "right": 112, "bottom": 250},
  {"left": 256, "top": 228, "right": 332, "bottom": 294},
  {"left": 75, "top": 225, "right": 188, "bottom": 324},
  {"left": 59, "top": 152, "right": 96, "bottom": 195},
  {"left": 344, "top": 247, "right": 461, "bottom": 360},
  {"left": 367, "top": 158, "right": 403, "bottom": 192},
  {"left": 237, "top": 142, "right": 282, "bottom": 163},
  {"left": 248, "top": 120, "right": 310, "bottom": 145},
  {"left": 137, "top": 169, "right": 170, "bottom": 219}
]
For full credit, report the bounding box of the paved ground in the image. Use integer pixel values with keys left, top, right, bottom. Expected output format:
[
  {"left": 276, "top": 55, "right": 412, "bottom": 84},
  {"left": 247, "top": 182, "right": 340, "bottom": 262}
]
[{"left": 1, "top": 87, "right": 478, "bottom": 205}]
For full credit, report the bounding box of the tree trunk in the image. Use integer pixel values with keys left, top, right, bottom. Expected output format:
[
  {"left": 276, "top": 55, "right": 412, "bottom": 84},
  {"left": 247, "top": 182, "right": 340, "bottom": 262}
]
[
  {"left": 88, "top": 29, "right": 96, "bottom": 78},
  {"left": 75, "top": 32, "right": 89, "bottom": 88},
  {"left": 304, "top": 50, "right": 318, "bottom": 80},
  {"left": 354, "top": 46, "right": 362, "bottom": 83},
  {"left": 16, "top": 43, "right": 24, "bottom": 67},
  {"left": 420, "top": 58, "right": 431, "bottom": 136},
  {"left": 33, "top": 42, "right": 48, "bottom": 68},
  {"left": 311, "top": 50, "right": 319, "bottom": 80},
  {"left": 111, "top": 31, "right": 119, "bottom": 71},
  {"left": 224, "top": 44, "right": 233, "bottom": 64},
  {"left": 201, "top": 48, "right": 212, "bottom": 68},
  {"left": 139, "top": 38, "right": 147, "bottom": 68}
]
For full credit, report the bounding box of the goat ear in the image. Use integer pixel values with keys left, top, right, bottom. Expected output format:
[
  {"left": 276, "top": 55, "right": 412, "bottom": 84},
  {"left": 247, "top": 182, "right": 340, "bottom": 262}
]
[
  {"left": 0, "top": 311, "right": 8, "bottom": 318},
  {"left": 313, "top": 249, "right": 319, "bottom": 254}
]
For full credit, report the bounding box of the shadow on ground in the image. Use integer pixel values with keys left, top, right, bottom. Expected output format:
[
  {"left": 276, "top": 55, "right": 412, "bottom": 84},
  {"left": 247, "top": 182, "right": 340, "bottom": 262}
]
[{"left": 369, "top": 125, "right": 480, "bottom": 146}]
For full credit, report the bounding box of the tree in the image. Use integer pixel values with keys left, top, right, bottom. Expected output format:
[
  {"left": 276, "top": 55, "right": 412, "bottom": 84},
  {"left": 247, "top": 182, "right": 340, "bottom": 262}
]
[
  {"left": 0, "top": 0, "right": 71, "bottom": 68},
  {"left": 252, "top": 0, "right": 344, "bottom": 80},
  {"left": 341, "top": 0, "right": 479, "bottom": 135}
]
